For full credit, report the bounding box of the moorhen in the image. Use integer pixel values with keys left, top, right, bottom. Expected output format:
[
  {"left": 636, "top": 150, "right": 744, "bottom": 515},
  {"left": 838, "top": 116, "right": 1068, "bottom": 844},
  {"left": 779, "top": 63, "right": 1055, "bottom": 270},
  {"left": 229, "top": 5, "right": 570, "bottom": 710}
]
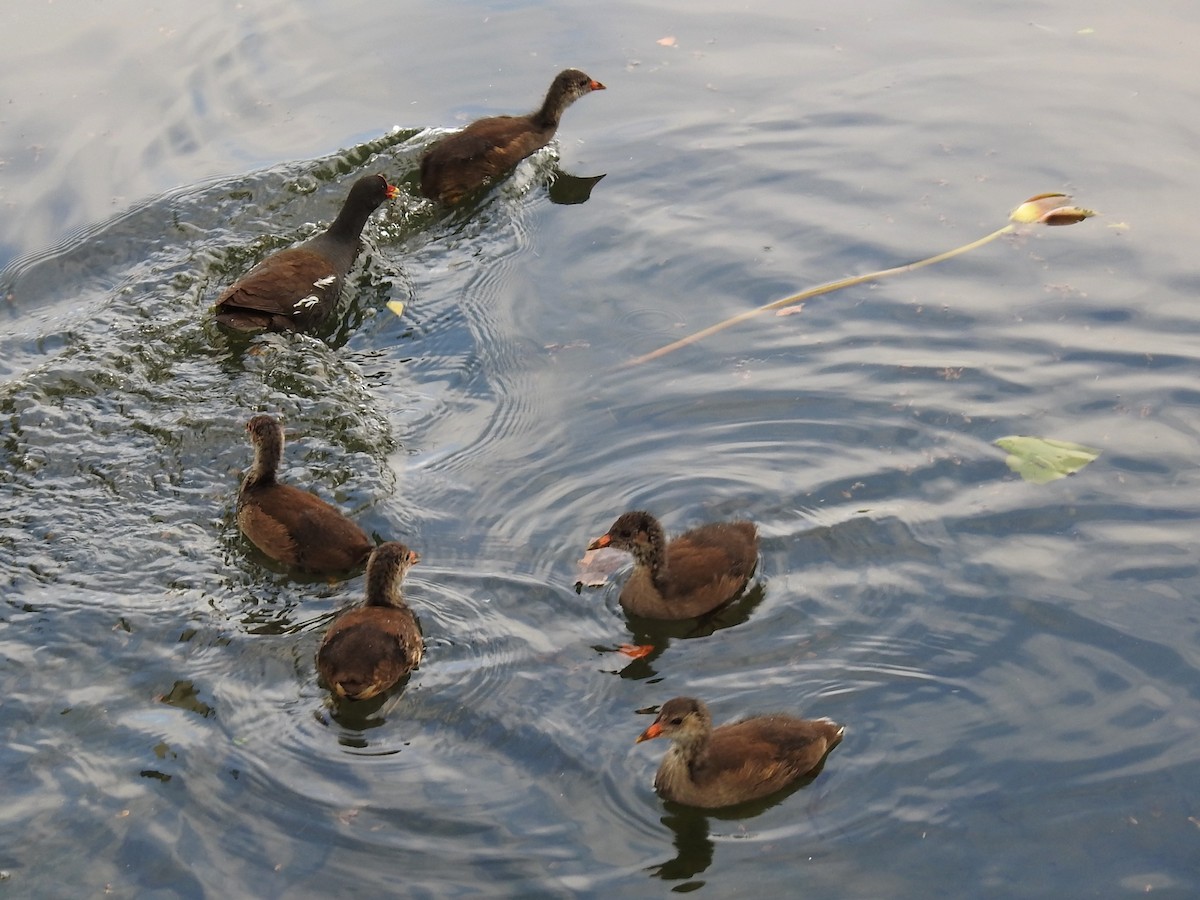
[
  {"left": 420, "top": 68, "right": 605, "bottom": 205},
  {"left": 237, "top": 414, "right": 373, "bottom": 574},
  {"left": 317, "top": 542, "right": 424, "bottom": 701},
  {"left": 636, "top": 697, "right": 845, "bottom": 808},
  {"left": 586, "top": 511, "right": 759, "bottom": 619},
  {"left": 214, "top": 174, "right": 398, "bottom": 333}
]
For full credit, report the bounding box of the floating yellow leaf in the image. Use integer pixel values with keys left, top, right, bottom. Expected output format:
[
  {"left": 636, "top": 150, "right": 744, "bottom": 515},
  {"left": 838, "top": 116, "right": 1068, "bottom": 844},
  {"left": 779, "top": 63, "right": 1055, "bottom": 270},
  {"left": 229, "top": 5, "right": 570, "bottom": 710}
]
[
  {"left": 386, "top": 300, "right": 406, "bottom": 319},
  {"left": 1010, "top": 192, "right": 1095, "bottom": 226},
  {"left": 994, "top": 435, "right": 1101, "bottom": 484}
]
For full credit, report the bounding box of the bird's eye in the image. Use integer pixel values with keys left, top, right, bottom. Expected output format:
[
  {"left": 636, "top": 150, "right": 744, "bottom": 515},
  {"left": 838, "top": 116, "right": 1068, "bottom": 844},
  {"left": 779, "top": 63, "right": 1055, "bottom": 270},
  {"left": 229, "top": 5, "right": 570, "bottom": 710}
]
[{"left": 670, "top": 717, "right": 684, "bottom": 726}]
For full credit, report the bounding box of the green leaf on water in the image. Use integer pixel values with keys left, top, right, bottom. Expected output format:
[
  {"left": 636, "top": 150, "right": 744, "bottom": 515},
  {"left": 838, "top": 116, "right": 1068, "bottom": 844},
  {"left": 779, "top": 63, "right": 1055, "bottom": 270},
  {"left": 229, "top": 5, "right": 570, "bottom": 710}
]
[{"left": 994, "top": 435, "right": 1101, "bottom": 484}]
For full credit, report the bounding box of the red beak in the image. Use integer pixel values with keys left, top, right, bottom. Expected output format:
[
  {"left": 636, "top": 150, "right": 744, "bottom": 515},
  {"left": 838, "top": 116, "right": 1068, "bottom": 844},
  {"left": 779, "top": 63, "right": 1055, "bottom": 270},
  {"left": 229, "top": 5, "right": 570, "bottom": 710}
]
[
  {"left": 586, "top": 533, "right": 612, "bottom": 551},
  {"left": 636, "top": 721, "right": 663, "bottom": 744}
]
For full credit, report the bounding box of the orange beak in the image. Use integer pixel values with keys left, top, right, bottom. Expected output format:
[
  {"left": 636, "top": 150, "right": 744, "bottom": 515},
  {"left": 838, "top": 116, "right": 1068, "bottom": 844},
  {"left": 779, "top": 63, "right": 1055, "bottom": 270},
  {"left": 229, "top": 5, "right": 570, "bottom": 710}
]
[
  {"left": 586, "top": 533, "right": 612, "bottom": 551},
  {"left": 589, "top": 80, "right": 606, "bottom": 91},
  {"left": 636, "top": 721, "right": 663, "bottom": 744},
  {"left": 385, "top": 183, "right": 400, "bottom": 200},
  {"left": 406, "top": 550, "right": 421, "bottom": 566}
]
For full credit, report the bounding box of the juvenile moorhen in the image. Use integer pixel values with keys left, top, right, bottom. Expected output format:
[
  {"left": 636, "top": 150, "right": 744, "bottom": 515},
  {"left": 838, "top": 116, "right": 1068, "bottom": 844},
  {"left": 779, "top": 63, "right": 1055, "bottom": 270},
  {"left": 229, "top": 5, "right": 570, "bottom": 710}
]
[
  {"left": 214, "top": 174, "right": 398, "bottom": 333},
  {"left": 317, "top": 542, "right": 424, "bottom": 701},
  {"left": 636, "top": 697, "right": 845, "bottom": 808},
  {"left": 237, "top": 414, "right": 373, "bottom": 574},
  {"left": 420, "top": 68, "right": 605, "bottom": 205},
  {"left": 587, "top": 511, "right": 759, "bottom": 620}
]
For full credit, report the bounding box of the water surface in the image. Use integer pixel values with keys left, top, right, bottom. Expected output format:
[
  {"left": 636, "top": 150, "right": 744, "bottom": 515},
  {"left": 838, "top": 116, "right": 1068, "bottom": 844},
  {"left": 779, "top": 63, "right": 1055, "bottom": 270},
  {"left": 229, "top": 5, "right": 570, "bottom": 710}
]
[{"left": 2, "top": 1, "right": 1199, "bottom": 897}]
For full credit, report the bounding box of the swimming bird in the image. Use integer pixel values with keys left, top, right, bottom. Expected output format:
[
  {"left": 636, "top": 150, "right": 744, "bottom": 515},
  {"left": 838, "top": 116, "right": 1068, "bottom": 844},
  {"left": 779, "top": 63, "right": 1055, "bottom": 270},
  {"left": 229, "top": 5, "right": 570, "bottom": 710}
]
[
  {"left": 636, "top": 696, "right": 845, "bottom": 808},
  {"left": 214, "top": 174, "right": 398, "bottom": 333},
  {"left": 317, "top": 542, "right": 424, "bottom": 701},
  {"left": 586, "top": 511, "right": 758, "bottom": 619},
  {"left": 420, "top": 68, "right": 605, "bottom": 205},
  {"left": 236, "top": 414, "right": 372, "bottom": 574}
]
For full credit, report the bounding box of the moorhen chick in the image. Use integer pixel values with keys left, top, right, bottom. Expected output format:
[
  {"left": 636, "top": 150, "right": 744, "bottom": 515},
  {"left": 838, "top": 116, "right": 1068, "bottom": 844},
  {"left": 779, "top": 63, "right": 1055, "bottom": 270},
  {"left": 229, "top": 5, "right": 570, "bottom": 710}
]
[
  {"left": 636, "top": 697, "right": 845, "bottom": 808},
  {"left": 214, "top": 174, "right": 398, "bottom": 333},
  {"left": 237, "top": 414, "right": 373, "bottom": 574},
  {"left": 586, "top": 511, "right": 759, "bottom": 620},
  {"left": 317, "top": 542, "right": 424, "bottom": 701},
  {"left": 420, "top": 68, "right": 605, "bottom": 205}
]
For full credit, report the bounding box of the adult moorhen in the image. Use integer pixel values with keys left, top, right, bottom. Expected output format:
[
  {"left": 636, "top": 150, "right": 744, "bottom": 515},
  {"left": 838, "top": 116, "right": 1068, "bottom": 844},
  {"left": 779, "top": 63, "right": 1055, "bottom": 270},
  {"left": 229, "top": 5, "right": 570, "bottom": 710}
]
[
  {"left": 586, "top": 511, "right": 759, "bottom": 620},
  {"left": 214, "top": 174, "right": 398, "bottom": 333},
  {"left": 636, "top": 696, "right": 845, "bottom": 808},
  {"left": 236, "top": 414, "right": 373, "bottom": 574},
  {"left": 317, "top": 542, "right": 424, "bottom": 701},
  {"left": 420, "top": 68, "right": 605, "bottom": 205}
]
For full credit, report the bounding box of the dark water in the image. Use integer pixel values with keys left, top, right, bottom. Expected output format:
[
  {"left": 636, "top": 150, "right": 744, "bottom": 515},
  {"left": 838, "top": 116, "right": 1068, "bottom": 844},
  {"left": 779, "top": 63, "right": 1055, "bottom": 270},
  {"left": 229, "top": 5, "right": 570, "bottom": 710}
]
[{"left": 3, "top": 1, "right": 1200, "bottom": 897}]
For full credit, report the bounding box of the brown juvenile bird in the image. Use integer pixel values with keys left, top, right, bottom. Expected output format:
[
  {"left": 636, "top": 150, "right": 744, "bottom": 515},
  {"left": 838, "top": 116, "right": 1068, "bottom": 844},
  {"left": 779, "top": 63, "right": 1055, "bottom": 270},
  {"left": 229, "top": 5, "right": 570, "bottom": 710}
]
[
  {"left": 420, "top": 68, "right": 605, "bottom": 205},
  {"left": 586, "top": 511, "right": 759, "bottom": 619},
  {"left": 214, "top": 174, "right": 398, "bottom": 333},
  {"left": 237, "top": 414, "right": 372, "bottom": 574},
  {"left": 317, "top": 542, "right": 424, "bottom": 701},
  {"left": 636, "top": 697, "right": 845, "bottom": 808}
]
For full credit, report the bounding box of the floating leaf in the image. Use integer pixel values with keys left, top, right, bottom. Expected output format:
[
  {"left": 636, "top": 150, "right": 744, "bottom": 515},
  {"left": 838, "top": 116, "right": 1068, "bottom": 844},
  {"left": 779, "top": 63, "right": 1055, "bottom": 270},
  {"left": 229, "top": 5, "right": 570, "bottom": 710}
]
[
  {"left": 994, "top": 435, "right": 1101, "bottom": 483},
  {"left": 657, "top": 35, "right": 677, "bottom": 47},
  {"left": 157, "top": 680, "right": 215, "bottom": 718},
  {"left": 386, "top": 300, "right": 406, "bottom": 319},
  {"left": 1009, "top": 192, "right": 1095, "bottom": 226}
]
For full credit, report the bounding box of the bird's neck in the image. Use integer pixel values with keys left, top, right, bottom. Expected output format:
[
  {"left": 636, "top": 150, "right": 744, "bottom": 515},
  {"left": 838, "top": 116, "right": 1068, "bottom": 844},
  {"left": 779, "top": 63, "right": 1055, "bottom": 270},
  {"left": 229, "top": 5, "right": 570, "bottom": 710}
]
[
  {"left": 244, "top": 441, "right": 280, "bottom": 489},
  {"left": 533, "top": 89, "right": 569, "bottom": 129},
  {"left": 326, "top": 202, "right": 374, "bottom": 243},
  {"left": 365, "top": 566, "right": 405, "bottom": 609},
  {"left": 665, "top": 731, "right": 711, "bottom": 783},
  {"left": 632, "top": 523, "right": 669, "bottom": 590}
]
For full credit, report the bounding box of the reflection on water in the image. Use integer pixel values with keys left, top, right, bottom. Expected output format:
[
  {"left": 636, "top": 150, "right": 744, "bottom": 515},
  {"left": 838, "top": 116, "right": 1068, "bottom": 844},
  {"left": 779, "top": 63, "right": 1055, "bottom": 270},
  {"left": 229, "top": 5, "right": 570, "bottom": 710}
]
[{"left": 3, "top": 1, "right": 1200, "bottom": 897}]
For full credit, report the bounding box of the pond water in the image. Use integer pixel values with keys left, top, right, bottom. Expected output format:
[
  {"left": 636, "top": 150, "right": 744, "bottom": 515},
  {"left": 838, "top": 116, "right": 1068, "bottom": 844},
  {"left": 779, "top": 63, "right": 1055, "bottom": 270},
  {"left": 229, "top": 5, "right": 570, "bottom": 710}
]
[{"left": 2, "top": 0, "right": 1199, "bottom": 897}]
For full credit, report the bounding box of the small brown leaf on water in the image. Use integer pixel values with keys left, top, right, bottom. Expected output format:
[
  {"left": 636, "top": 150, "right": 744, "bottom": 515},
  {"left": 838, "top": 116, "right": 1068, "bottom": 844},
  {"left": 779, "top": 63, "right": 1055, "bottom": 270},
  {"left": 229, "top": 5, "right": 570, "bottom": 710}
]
[{"left": 1037, "top": 206, "right": 1096, "bottom": 226}]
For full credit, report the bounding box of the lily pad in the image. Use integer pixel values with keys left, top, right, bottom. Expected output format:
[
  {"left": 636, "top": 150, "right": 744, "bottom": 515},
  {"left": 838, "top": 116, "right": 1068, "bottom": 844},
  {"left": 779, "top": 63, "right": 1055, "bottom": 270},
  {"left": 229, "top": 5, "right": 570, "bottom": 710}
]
[{"left": 994, "top": 435, "right": 1101, "bottom": 484}]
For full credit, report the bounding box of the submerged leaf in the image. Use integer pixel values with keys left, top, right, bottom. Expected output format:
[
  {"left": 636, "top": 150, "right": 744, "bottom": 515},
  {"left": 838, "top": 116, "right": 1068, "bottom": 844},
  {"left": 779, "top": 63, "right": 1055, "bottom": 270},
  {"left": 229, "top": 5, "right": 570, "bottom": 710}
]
[
  {"left": 994, "top": 435, "right": 1101, "bottom": 483},
  {"left": 386, "top": 300, "right": 406, "bottom": 319}
]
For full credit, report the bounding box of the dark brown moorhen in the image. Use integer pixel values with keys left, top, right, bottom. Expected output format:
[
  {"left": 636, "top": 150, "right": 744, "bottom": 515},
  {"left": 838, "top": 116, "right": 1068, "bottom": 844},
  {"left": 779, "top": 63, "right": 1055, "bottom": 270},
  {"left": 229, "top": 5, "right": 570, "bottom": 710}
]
[
  {"left": 237, "top": 414, "right": 373, "bottom": 574},
  {"left": 419, "top": 68, "right": 605, "bottom": 205},
  {"left": 636, "top": 697, "right": 845, "bottom": 808},
  {"left": 586, "top": 511, "right": 759, "bottom": 620},
  {"left": 317, "top": 542, "right": 424, "bottom": 701},
  {"left": 214, "top": 174, "right": 398, "bottom": 333}
]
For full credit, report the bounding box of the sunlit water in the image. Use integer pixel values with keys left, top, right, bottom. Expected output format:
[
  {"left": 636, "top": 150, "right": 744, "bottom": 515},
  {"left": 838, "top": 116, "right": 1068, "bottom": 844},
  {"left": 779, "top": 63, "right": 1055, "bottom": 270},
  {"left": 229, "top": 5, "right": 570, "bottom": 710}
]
[{"left": 2, "top": 1, "right": 1199, "bottom": 897}]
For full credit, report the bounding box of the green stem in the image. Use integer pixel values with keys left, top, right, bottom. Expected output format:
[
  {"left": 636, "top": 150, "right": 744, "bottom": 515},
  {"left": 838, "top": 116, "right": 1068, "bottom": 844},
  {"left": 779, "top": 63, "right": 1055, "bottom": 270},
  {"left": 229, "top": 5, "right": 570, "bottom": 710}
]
[{"left": 622, "top": 223, "right": 1016, "bottom": 368}]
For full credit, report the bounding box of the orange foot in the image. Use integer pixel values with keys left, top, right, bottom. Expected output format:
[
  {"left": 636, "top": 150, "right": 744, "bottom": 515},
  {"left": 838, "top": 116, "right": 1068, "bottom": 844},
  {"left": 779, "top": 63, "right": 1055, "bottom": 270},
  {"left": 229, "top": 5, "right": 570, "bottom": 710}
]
[{"left": 617, "top": 643, "right": 654, "bottom": 659}]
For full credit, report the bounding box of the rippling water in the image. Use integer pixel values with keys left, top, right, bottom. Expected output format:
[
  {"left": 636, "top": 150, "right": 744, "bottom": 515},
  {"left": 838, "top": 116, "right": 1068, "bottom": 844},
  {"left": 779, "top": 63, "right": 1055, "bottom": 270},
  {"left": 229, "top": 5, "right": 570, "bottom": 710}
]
[{"left": 2, "top": 1, "right": 1200, "bottom": 897}]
